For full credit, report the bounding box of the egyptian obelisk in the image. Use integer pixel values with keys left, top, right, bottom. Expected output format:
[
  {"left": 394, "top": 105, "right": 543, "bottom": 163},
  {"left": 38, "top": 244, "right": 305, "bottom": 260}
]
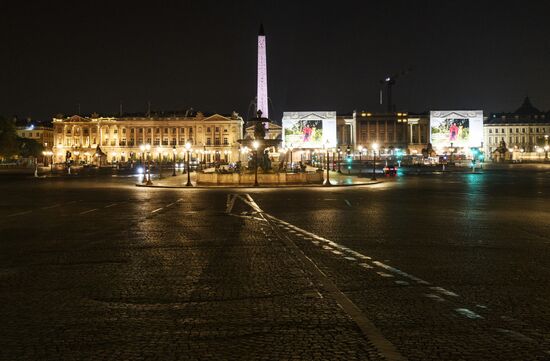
[{"left": 257, "top": 24, "right": 268, "bottom": 119}]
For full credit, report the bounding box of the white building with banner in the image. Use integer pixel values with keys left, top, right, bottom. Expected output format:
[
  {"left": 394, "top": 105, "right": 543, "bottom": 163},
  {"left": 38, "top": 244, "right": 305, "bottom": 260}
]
[
  {"left": 430, "top": 110, "right": 483, "bottom": 153},
  {"left": 282, "top": 111, "right": 337, "bottom": 149}
]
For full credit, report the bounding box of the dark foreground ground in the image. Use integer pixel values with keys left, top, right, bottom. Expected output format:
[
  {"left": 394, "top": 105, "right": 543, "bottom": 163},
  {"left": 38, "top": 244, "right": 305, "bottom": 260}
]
[{"left": 1, "top": 169, "right": 549, "bottom": 360}]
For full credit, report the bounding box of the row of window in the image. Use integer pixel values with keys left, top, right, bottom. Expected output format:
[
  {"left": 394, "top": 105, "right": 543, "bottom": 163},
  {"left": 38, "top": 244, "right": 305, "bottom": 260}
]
[
  {"left": 488, "top": 127, "right": 548, "bottom": 134},
  {"left": 487, "top": 136, "right": 547, "bottom": 145},
  {"left": 60, "top": 126, "right": 233, "bottom": 135},
  {"left": 20, "top": 132, "right": 49, "bottom": 138}
]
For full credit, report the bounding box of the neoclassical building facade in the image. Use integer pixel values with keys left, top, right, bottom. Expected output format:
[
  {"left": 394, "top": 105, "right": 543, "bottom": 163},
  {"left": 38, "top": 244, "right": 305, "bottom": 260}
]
[{"left": 52, "top": 112, "right": 244, "bottom": 164}]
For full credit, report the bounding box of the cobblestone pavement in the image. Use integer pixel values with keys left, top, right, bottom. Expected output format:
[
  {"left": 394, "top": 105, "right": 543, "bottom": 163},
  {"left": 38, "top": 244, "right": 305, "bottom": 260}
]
[
  {"left": 250, "top": 170, "right": 550, "bottom": 360},
  {"left": 2, "top": 170, "right": 550, "bottom": 360},
  {"left": 0, "top": 179, "right": 384, "bottom": 360}
]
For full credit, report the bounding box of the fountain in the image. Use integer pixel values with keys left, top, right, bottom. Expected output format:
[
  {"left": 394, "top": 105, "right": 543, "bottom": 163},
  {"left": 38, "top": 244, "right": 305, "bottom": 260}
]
[{"left": 196, "top": 110, "right": 323, "bottom": 186}]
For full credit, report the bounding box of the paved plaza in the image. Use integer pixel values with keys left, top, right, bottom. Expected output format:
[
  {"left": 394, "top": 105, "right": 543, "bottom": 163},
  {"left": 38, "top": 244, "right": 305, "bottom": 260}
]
[{"left": 1, "top": 169, "right": 550, "bottom": 360}]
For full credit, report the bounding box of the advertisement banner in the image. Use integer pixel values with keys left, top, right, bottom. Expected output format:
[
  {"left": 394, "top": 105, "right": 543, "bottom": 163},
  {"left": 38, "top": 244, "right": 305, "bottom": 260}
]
[{"left": 282, "top": 112, "right": 337, "bottom": 149}]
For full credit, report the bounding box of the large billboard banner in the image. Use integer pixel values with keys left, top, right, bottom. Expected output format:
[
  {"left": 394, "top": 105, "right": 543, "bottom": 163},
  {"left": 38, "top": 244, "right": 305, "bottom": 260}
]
[
  {"left": 282, "top": 111, "right": 337, "bottom": 149},
  {"left": 430, "top": 110, "right": 483, "bottom": 149}
]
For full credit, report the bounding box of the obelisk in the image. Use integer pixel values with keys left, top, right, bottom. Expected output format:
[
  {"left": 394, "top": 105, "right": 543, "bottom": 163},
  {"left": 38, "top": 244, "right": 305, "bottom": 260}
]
[{"left": 257, "top": 24, "right": 268, "bottom": 119}]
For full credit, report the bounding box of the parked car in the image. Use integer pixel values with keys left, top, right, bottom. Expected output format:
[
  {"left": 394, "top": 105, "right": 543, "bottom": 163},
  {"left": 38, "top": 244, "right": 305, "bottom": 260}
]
[{"left": 383, "top": 164, "right": 397, "bottom": 176}]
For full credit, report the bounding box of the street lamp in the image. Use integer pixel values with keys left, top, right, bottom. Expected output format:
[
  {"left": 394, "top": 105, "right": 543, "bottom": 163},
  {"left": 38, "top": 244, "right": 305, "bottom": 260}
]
[
  {"left": 145, "top": 144, "right": 152, "bottom": 185},
  {"left": 324, "top": 141, "right": 331, "bottom": 187},
  {"left": 545, "top": 135, "right": 549, "bottom": 161},
  {"left": 371, "top": 143, "right": 379, "bottom": 181},
  {"left": 139, "top": 144, "right": 147, "bottom": 183},
  {"left": 185, "top": 142, "right": 192, "bottom": 186},
  {"left": 337, "top": 147, "right": 342, "bottom": 173},
  {"left": 172, "top": 145, "right": 177, "bottom": 176},
  {"left": 253, "top": 140, "right": 259, "bottom": 187},
  {"left": 288, "top": 143, "right": 294, "bottom": 172}
]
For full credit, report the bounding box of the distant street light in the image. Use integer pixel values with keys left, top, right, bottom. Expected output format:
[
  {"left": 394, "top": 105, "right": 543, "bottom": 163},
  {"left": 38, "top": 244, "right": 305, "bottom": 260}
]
[
  {"left": 545, "top": 135, "right": 549, "bottom": 161},
  {"left": 145, "top": 144, "right": 152, "bottom": 185},
  {"left": 324, "top": 142, "right": 331, "bottom": 187},
  {"left": 371, "top": 143, "right": 379, "bottom": 181},
  {"left": 253, "top": 140, "right": 259, "bottom": 187},
  {"left": 172, "top": 146, "right": 177, "bottom": 176},
  {"left": 337, "top": 147, "right": 342, "bottom": 173},
  {"left": 185, "top": 142, "right": 193, "bottom": 187},
  {"left": 140, "top": 144, "right": 147, "bottom": 183},
  {"left": 289, "top": 143, "right": 294, "bottom": 172}
]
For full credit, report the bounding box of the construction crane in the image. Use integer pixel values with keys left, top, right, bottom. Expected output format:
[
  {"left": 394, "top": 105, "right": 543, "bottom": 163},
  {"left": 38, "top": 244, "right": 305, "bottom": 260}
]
[{"left": 379, "top": 67, "right": 413, "bottom": 113}]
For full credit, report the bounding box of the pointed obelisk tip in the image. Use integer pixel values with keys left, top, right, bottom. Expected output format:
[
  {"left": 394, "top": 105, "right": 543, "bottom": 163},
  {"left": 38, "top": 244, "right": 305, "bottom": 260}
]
[{"left": 259, "top": 23, "right": 265, "bottom": 36}]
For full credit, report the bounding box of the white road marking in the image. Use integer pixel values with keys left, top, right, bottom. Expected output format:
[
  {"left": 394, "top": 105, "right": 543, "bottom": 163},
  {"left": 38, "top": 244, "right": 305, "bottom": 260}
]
[
  {"left": 79, "top": 208, "right": 98, "bottom": 215},
  {"left": 151, "top": 207, "right": 163, "bottom": 213},
  {"left": 104, "top": 203, "right": 118, "bottom": 208},
  {"left": 455, "top": 308, "right": 483, "bottom": 319},
  {"left": 233, "top": 193, "right": 527, "bottom": 331},
  {"left": 344, "top": 199, "right": 352, "bottom": 207},
  {"left": 495, "top": 328, "right": 535, "bottom": 343},
  {"left": 430, "top": 286, "right": 459, "bottom": 297},
  {"left": 226, "top": 194, "right": 237, "bottom": 213},
  {"left": 425, "top": 293, "right": 445, "bottom": 302},
  {"left": 42, "top": 204, "right": 60, "bottom": 210},
  {"left": 8, "top": 210, "right": 32, "bottom": 217}
]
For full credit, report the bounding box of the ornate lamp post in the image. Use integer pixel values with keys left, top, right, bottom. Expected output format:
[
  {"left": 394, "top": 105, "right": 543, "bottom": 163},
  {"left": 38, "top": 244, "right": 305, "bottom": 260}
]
[
  {"left": 545, "top": 135, "right": 549, "bottom": 161},
  {"left": 145, "top": 144, "right": 152, "bottom": 185},
  {"left": 253, "top": 140, "right": 259, "bottom": 187},
  {"left": 288, "top": 143, "right": 294, "bottom": 172},
  {"left": 172, "top": 145, "right": 177, "bottom": 176},
  {"left": 324, "top": 141, "right": 331, "bottom": 187},
  {"left": 139, "top": 144, "right": 147, "bottom": 183},
  {"left": 337, "top": 147, "right": 342, "bottom": 173},
  {"left": 185, "top": 142, "right": 192, "bottom": 186},
  {"left": 371, "top": 143, "right": 379, "bottom": 181}
]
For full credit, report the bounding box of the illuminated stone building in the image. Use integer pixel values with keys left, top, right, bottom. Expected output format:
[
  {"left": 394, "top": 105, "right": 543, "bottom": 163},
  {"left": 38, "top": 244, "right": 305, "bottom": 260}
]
[
  {"left": 484, "top": 97, "right": 550, "bottom": 160},
  {"left": 354, "top": 111, "right": 429, "bottom": 154},
  {"left": 52, "top": 112, "right": 244, "bottom": 164},
  {"left": 15, "top": 122, "right": 54, "bottom": 151}
]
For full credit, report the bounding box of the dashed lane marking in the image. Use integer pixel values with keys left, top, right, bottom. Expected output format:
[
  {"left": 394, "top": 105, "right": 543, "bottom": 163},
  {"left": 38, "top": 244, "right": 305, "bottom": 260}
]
[
  {"left": 344, "top": 199, "right": 352, "bottom": 207},
  {"left": 7, "top": 210, "right": 32, "bottom": 217},
  {"left": 104, "top": 203, "right": 118, "bottom": 208},
  {"left": 79, "top": 208, "right": 98, "bottom": 215},
  {"left": 233, "top": 193, "right": 406, "bottom": 361},
  {"left": 430, "top": 286, "right": 459, "bottom": 297},
  {"left": 42, "top": 204, "right": 61, "bottom": 210},
  {"left": 151, "top": 207, "right": 163, "bottom": 213},
  {"left": 455, "top": 308, "right": 483, "bottom": 319},
  {"left": 231, "top": 193, "right": 542, "bottom": 347}
]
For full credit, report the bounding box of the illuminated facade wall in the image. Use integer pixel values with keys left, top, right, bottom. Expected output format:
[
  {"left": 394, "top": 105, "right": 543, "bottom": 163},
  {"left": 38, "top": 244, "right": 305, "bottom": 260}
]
[
  {"left": 52, "top": 113, "right": 244, "bottom": 164},
  {"left": 282, "top": 111, "right": 337, "bottom": 149},
  {"left": 355, "top": 112, "right": 429, "bottom": 153},
  {"left": 430, "top": 110, "right": 483, "bottom": 150},
  {"left": 257, "top": 31, "right": 268, "bottom": 118},
  {"left": 16, "top": 126, "right": 54, "bottom": 151}
]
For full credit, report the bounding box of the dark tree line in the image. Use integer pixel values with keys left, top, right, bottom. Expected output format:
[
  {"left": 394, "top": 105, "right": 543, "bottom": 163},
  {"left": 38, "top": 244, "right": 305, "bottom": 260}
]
[{"left": 0, "top": 116, "right": 44, "bottom": 161}]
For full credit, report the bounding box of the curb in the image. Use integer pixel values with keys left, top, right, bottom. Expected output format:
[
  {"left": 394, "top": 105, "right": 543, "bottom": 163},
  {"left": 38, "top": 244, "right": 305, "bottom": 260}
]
[{"left": 135, "top": 181, "right": 382, "bottom": 189}]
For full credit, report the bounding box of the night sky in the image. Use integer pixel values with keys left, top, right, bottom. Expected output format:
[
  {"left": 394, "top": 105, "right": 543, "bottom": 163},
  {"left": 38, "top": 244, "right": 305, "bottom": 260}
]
[{"left": 3, "top": 1, "right": 550, "bottom": 122}]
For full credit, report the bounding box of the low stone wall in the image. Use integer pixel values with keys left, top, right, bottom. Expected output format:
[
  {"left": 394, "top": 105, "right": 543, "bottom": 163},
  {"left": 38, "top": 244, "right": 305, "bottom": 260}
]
[{"left": 197, "top": 171, "right": 324, "bottom": 185}]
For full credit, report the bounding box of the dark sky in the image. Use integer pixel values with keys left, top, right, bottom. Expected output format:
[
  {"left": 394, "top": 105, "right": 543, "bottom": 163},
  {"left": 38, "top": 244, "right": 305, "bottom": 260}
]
[{"left": 2, "top": 1, "right": 550, "bottom": 121}]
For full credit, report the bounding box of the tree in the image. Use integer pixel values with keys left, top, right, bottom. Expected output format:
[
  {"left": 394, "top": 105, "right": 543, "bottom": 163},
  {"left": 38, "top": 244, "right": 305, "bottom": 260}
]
[
  {"left": 18, "top": 137, "right": 44, "bottom": 158},
  {"left": 0, "top": 116, "right": 19, "bottom": 160}
]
